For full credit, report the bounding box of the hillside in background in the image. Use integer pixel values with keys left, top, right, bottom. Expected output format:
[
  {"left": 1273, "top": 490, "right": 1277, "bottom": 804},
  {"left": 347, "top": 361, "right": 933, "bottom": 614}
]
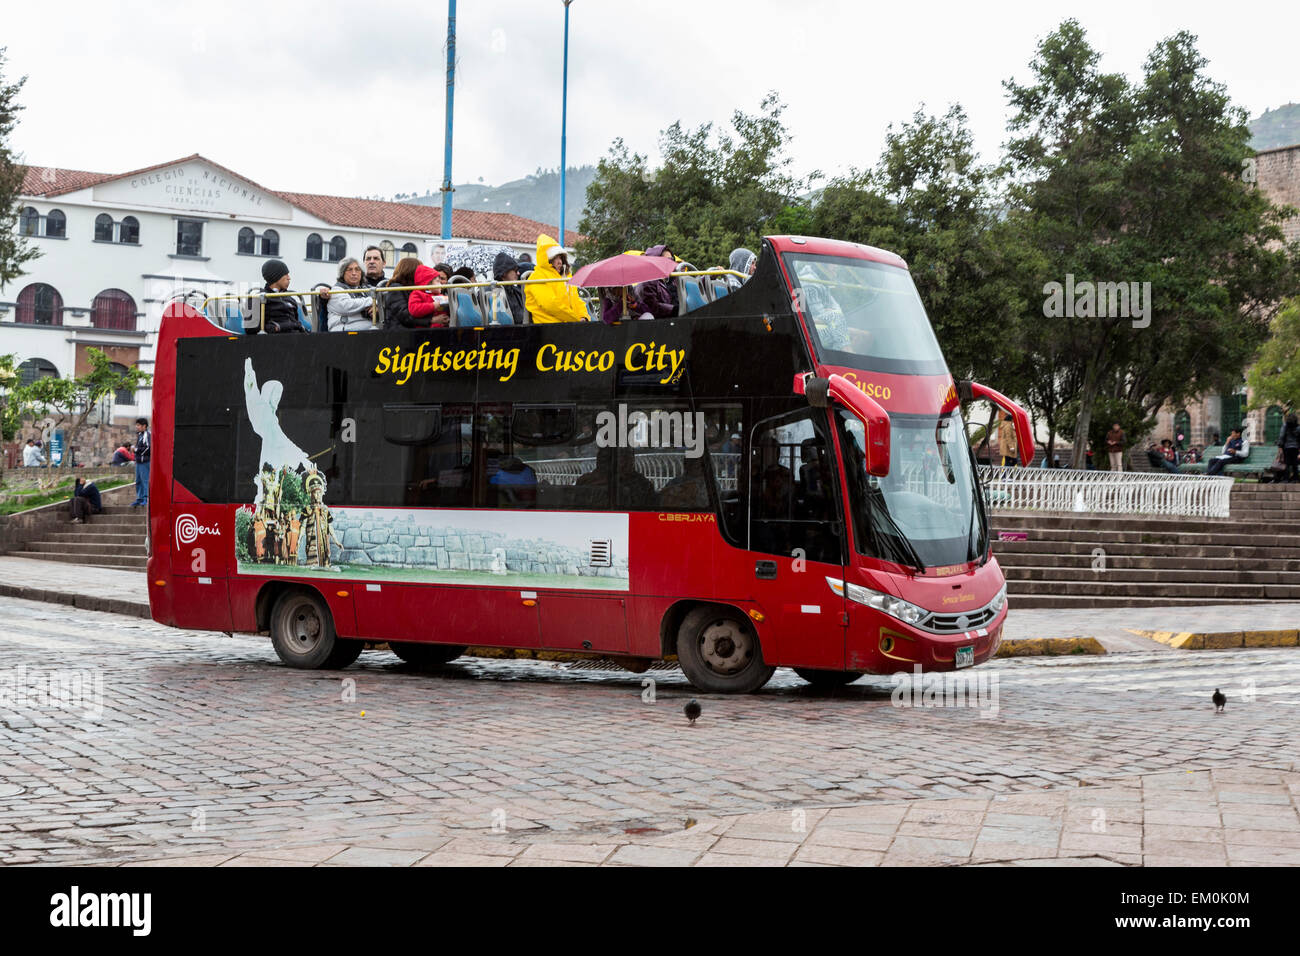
[
  {"left": 397, "top": 166, "right": 597, "bottom": 231},
  {"left": 1250, "top": 104, "right": 1300, "bottom": 151}
]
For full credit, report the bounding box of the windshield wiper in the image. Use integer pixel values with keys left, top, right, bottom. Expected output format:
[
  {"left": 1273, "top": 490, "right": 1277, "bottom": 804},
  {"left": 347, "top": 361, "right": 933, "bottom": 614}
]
[{"left": 866, "top": 489, "right": 926, "bottom": 574}]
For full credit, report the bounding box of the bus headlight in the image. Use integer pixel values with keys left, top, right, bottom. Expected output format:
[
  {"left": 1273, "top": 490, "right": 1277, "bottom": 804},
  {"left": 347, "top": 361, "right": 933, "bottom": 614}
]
[
  {"left": 826, "top": 577, "right": 928, "bottom": 626},
  {"left": 989, "top": 584, "right": 1007, "bottom": 613}
]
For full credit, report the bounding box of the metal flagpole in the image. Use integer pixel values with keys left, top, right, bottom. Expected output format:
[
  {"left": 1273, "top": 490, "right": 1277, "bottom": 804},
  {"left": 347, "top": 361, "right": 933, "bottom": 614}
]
[{"left": 559, "top": 0, "right": 573, "bottom": 245}]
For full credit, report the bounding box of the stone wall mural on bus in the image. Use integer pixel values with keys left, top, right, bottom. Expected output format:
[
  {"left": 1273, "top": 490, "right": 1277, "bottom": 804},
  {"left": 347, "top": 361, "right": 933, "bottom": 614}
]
[{"left": 237, "top": 505, "right": 630, "bottom": 591}]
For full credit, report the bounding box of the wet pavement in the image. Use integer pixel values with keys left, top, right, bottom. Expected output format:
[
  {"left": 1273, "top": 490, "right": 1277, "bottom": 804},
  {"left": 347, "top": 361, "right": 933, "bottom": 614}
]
[{"left": 1, "top": 594, "right": 1297, "bottom": 866}]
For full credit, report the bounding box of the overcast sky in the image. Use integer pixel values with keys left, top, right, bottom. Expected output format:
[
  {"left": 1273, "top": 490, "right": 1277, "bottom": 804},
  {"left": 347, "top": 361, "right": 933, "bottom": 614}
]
[{"left": 6, "top": 0, "right": 1297, "bottom": 202}]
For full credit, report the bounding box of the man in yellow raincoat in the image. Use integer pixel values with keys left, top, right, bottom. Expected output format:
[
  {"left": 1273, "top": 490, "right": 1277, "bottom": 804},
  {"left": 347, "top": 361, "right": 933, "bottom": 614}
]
[{"left": 525, "top": 234, "right": 589, "bottom": 323}]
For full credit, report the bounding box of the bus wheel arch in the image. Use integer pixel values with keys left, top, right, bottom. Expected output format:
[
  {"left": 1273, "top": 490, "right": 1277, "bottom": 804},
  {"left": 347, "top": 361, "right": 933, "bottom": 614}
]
[
  {"left": 672, "top": 603, "right": 775, "bottom": 695},
  {"left": 266, "top": 584, "right": 362, "bottom": 670}
]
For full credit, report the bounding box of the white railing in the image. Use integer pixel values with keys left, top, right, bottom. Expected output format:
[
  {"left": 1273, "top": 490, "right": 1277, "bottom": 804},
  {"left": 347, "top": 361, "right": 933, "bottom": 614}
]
[
  {"left": 977, "top": 466, "right": 1233, "bottom": 518},
  {"left": 527, "top": 453, "right": 741, "bottom": 492}
]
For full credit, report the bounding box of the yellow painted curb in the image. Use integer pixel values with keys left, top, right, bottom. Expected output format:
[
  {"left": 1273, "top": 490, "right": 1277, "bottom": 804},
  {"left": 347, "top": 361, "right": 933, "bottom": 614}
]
[
  {"left": 994, "top": 637, "right": 1106, "bottom": 658},
  {"left": 1127, "top": 628, "right": 1300, "bottom": 650}
]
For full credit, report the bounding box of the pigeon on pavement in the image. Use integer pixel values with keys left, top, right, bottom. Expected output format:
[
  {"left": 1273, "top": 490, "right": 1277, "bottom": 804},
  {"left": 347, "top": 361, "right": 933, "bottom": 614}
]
[
  {"left": 684, "top": 699, "right": 702, "bottom": 725},
  {"left": 1212, "top": 688, "right": 1226, "bottom": 713}
]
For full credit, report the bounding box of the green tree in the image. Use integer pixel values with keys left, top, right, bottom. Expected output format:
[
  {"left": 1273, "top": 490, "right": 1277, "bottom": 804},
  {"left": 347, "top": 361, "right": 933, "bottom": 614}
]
[
  {"left": 1003, "top": 21, "right": 1298, "bottom": 467},
  {"left": 810, "top": 105, "right": 1039, "bottom": 393},
  {"left": 0, "top": 47, "right": 38, "bottom": 290},
  {"left": 9, "top": 348, "right": 151, "bottom": 465},
  {"left": 1247, "top": 299, "right": 1300, "bottom": 411},
  {"left": 578, "top": 93, "right": 816, "bottom": 265}
]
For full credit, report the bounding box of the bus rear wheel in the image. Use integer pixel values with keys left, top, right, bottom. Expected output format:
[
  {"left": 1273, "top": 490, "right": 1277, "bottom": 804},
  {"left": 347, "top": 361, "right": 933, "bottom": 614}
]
[
  {"left": 793, "top": 668, "right": 860, "bottom": 689},
  {"left": 676, "top": 606, "right": 775, "bottom": 694},
  {"left": 270, "top": 590, "right": 361, "bottom": 669},
  {"left": 390, "top": 642, "right": 467, "bottom": 667}
]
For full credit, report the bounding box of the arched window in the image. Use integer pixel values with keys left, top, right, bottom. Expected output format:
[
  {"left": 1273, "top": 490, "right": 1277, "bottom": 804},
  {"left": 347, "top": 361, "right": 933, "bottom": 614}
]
[
  {"left": 262, "top": 229, "right": 279, "bottom": 257},
  {"left": 1266, "top": 406, "right": 1286, "bottom": 446},
  {"left": 237, "top": 227, "right": 256, "bottom": 255},
  {"left": 400, "top": 242, "right": 418, "bottom": 261},
  {"left": 16, "top": 283, "right": 63, "bottom": 326},
  {"left": 19, "top": 206, "right": 39, "bottom": 236},
  {"left": 108, "top": 362, "right": 136, "bottom": 406},
  {"left": 17, "top": 358, "right": 58, "bottom": 387},
  {"left": 380, "top": 240, "right": 396, "bottom": 267},
  {"left": 306, "top": 233, "right": 323, "bottom": 260},
  {"left": 95, "top": 213, "right": 114, "bottom": 242},
  {"left": 91, "top": 289, "right": 137, "bottom": 331},
  {"left": 120, "top": 215, "right": 139, "bottom": 244},
  {"left": 329, "top": 236, "right": 347, "bottom": 262},
  {"left": 45, "top": 209, "right": 66, "bottom": 238}
]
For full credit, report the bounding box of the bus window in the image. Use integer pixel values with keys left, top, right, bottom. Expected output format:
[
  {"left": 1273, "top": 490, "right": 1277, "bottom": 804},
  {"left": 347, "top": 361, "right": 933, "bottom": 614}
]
[
  {"left": 480, "top": 405, "right": 606, "bottom": 510},
  {"left": 349, "top": 402, "right": 473, "bottom": 507},
  {"left": 748, "top": 410, "right": 842, "bottom": 566}
]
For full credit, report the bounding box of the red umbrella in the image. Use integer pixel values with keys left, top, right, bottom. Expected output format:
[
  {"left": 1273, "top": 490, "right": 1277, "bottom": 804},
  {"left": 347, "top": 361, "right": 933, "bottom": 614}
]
[{"left": 568, "top": 253, "right": 677, "bottom": 288}]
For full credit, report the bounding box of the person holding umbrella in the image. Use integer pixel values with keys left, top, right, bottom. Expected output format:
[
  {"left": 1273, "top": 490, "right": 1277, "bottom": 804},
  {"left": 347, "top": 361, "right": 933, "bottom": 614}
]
[{"left": 569, "top": 249, "right": 681, "bottom": 323}]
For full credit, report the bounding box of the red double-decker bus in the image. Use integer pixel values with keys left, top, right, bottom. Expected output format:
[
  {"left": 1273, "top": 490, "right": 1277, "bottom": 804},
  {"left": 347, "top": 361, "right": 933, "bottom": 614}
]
[{"left": 147, "top": 236, "right": 1033, "bottom": 693}]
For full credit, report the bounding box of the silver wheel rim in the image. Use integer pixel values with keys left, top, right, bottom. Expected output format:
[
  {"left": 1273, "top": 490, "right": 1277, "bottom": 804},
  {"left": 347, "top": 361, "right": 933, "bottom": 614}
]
[
  {"left": 283, "top": 600, "right": 323, "bottom": 655},
  {"left": 699, "top": 619, "right": 754, "bottom": 676}
]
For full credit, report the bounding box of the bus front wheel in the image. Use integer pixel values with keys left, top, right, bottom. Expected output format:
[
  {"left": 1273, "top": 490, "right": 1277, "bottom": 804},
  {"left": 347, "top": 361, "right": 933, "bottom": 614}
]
[
  {"left": 676, "top": 606, "right": 775, "bottom": 694},
  {"left": 793, "top": 668, "right": 860, "bottom": 689},
  {"left": 270, "top": 590, "right": 361, "bottom": 669},
  {"left": 390, "top": 642, "right": 467, "bottom": 667}
]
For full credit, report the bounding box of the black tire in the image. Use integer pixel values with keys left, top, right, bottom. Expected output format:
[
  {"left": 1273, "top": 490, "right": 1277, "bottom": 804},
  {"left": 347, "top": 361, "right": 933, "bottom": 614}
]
[
  {"left": 793, "top": 667, "right": 860, "bottom": 689},
  {"left": 269, "top": 589, "right": 359, "bottom": 669},
  {"left": 675, "top": 606, "right": 775, "bottom": 694},
  {"left": 390, "top": 642, "right": 467, "bottom": 667}
]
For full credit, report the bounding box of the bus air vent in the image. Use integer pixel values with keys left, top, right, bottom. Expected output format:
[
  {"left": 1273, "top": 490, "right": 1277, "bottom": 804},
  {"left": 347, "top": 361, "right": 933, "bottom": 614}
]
[{"left": 589, "top": 539, "right": 613, "bottom": 567}]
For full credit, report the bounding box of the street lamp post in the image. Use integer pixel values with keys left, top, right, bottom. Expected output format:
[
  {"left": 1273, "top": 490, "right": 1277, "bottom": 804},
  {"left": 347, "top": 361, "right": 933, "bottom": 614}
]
[
  {"left": 559, "top": 0, "right": 573, "bottom": 245},
  {"left": 441, "top": 0, "right": 457, "bottom": 241}
]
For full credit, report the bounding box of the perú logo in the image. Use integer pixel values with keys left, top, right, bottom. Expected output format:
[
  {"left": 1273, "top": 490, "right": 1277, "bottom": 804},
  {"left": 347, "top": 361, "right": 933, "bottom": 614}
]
[{"left": 174, "top": 514, "right": 219, "bottom": 545}]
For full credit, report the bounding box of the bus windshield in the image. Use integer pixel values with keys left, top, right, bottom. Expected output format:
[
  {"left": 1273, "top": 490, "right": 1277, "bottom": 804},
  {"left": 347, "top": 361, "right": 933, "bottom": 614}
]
[
  {"left": 836, "top": 409, "right": 986, "bottom": 570},
  {"left": 785, "top": 253, "right": 947, "bottom": 375}
]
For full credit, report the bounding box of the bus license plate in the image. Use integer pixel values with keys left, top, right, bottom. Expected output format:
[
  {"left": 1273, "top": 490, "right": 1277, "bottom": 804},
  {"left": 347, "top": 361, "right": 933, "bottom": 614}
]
[{"left": 955, "top": 646, "right": 975, "bottom": 669}]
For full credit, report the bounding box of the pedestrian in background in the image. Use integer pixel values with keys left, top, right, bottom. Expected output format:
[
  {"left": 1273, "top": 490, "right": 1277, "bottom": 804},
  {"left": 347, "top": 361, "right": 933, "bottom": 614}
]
[
  {"left": 69, "top": 477, "right": 102, "bottom": 524},
  {"left": 1277, "top": 413, "right": 1300, "bottom": 484},
  {"left": 1105, "top": 422, "right": 1126, "bottom": 471},
  {"left": 998, "top": 411, "right": 1018, "bottom": 467},
  {"left": 131, "top": 417, "right": 151, "bottom": 508}
]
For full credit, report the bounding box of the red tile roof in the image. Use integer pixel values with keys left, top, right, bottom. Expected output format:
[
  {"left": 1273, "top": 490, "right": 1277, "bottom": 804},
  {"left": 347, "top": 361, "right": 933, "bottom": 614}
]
[{"left": 19, "top": 155, "right": 582, "bottom": 246}]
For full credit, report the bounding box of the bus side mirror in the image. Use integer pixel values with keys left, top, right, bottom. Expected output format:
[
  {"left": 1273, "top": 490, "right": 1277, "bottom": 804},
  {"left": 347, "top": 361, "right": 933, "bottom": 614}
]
[
  {"left": 794, "top": 373, "right": 891, "bottom": 476},
  {"left": 960, "top": 379, "right": 1034, "bottom": 467}
]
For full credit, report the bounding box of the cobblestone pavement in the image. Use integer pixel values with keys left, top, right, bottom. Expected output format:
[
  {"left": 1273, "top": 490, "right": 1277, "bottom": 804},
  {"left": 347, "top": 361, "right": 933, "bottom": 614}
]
[{"left": 1, "top": 595, "right": 1298, "bottom": 866}]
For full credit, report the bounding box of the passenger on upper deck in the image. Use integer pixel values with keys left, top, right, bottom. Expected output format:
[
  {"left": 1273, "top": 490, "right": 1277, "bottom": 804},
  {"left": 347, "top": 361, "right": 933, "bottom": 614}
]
[
  {"left": 408, "top": 263, "right": 451, "bottom": 327},
  {"left": 361, "top": 246, "right": 387, "bottom": 287},
  {"left": 326, "top": 258, "right": 378, "bottom": 332},
  {"left": 382, "top": 257, "right": 428, "bottom": 329},
  {"left": 729, "top": 248, "right": 757, "bottom": 282},
  {"left": 253, "top": 259, "right": 307, "bottom": 334},
  {"left": 601, "top": 286, "right": 648, "bottom": 324},
  {"left": 492, "top": 251, "right": 531, "bottom": 325},
  {"left": 525, "top": 234, "right": 588, "bottom": 323},
  {"left": 636, "top": 244, "right": 679, "bottom": 319}
]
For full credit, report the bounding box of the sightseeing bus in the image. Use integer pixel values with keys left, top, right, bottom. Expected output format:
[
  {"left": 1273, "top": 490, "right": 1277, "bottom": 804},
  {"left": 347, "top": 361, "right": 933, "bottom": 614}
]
[{"left": 146, "top": 236, "right": 1033, "bottom": 693}]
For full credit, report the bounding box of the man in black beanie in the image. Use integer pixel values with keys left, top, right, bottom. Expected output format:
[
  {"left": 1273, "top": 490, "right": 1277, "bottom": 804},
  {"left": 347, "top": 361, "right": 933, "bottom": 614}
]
[{"left": 248, "top": 259, "right": 306, "bottom": 334}]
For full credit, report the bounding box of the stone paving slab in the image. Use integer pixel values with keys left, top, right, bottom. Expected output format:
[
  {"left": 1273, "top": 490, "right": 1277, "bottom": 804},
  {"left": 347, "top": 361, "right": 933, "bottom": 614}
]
[{"left": 68, "top": 768, "right": 1300, "bottom": 867}]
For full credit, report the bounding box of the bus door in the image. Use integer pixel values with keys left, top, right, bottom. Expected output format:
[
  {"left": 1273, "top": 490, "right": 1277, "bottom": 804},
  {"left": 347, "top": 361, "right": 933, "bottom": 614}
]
[{"left": 747, "top": 409, "right": 847, "bottom": 669}]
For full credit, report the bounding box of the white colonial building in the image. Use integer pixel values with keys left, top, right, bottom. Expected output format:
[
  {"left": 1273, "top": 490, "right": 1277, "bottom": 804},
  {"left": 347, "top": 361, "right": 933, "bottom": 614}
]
[{"left": 3, "top": 154, "right": 575, "bottom": 461}]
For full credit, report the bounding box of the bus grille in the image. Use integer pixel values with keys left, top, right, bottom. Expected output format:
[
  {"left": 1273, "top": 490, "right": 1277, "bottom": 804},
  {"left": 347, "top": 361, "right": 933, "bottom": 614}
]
[{"left": 919, "top": 606, "right": 997, "bottom": 633}]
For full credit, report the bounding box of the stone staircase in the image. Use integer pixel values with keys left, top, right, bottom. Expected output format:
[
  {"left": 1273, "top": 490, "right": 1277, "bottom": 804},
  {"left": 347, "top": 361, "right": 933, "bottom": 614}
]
[
  {"left": 8, "top": 502, "right": 148, "bottom": 571},
  {"left": 991, "top": 483, "right": 1300, "bottom": 608}
]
